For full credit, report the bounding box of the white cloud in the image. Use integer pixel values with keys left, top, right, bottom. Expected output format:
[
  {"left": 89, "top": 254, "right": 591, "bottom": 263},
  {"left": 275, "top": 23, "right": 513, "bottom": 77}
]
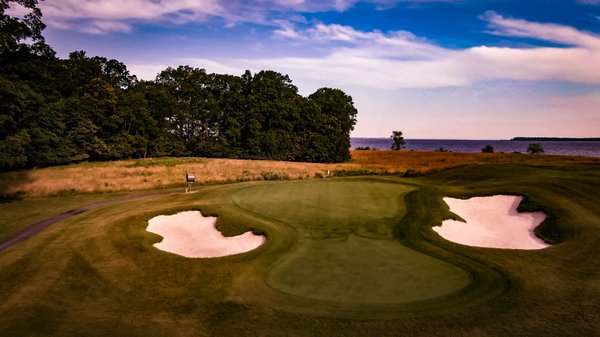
[
  {"left": 276, "top": 0, "right": 307, "bottom": 6},
  {"left": 482, "top": 11, "right": 600, "bottom": 48},
  {"left": 30, "top": 0, "right": 325, "bottom": 33},
  {"left": 37, "top": 0, "right": 224, "bottom": 33},
  {"left": 37, "top": 0, "right": 600, "bottom": 89},
  {"left": 273, "top": 20, "right": 304, "bottom": 39},
  {"left": 240, "top": 12, "right": 600, "bottom": 89},
  {"left": 274, "top": 22, "right": 446, "bottom": 60},
  {"left": 463, "top": 46, "right": 600, "bottom": 83},
  {"left": 79, "top": 20, "right": 133, "bottom": 35},
  {"left": 29, "top": 0, "right": 458, "bottom": 34},
  {"left": 333, "top": 0, "right": 359, "bottom": 11}
]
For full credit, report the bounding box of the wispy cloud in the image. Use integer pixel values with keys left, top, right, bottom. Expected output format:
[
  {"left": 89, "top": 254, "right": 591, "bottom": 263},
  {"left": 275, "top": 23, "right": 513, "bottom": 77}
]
[
  {"left": 482, "top": 11, "right": 600, "bottom": 48},
  {"left": 41, "top": 0, "right": 599, "bottom": 89},
  {"left": 274, "top": 22, "right": 446, "bottom": 59},
  {"left": 28, "top": 0, "right": 458, "bottom": 34},
  {"left": 27, "top": 0, "right": 343, "bottom": 33},
  {"left": 79, "top": 20, "right": 133, "bottom": 35},
  {"left": 37, "top": 0, "right": 223, "bottom": 34},
  {"left": 184, "top": 12, "right": 600, "bottom": 90}
]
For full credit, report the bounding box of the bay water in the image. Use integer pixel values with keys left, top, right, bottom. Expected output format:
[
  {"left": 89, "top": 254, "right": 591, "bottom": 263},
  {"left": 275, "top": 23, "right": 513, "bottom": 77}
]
[{"left": 351, "top": 138, "right": 600, "bottom": 158}]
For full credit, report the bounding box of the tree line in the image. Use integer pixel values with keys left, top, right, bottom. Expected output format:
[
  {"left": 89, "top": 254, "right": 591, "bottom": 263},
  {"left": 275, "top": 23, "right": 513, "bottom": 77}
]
[{"left": 0, "top": 0, "right": 357, "bottom": 170}]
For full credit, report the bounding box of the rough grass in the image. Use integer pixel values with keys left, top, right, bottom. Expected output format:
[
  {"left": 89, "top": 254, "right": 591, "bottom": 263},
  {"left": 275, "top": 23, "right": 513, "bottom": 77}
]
[{"left": 1, "top": 151, "right": 598, "bottom": 198}]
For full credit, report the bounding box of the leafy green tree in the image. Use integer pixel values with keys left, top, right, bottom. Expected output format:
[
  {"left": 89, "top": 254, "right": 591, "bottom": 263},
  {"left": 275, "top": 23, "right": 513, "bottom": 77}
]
[
  {"left": 96, "top": 56, "right": 137, "bottom": 89},
  {"left": 0, "top": 1, "right": 361, "bottom": 169},
  {"left": 132, "top": 80, "right": 181, "bottom": 156},
  {"left": 113, "top": 90, "right": 157, "bottom": 158},
  {"left": 156, "top": 66, "right": 220, "bottom": 155},
  {"left": 527, "top": 143, "right": 544, "bottom": 154},
  {"left": 240, "top": 70, "right": 302, "bottom": 160},
  {"left": 391, "top": 131, "right": 405, "bottom": 150},
  {"left": 482, "top": 145, "right": 494, "bottom": 153},
  {"left": 0, "top": 129, "right": 28, "bottom": 168},
  {"left": 0, "top": 74, "right": 36, "bottom": 168},
  {"left": 0, "top": 0, "right": 51, "bottom": 56},
  {"left": 308, "top": 88, "right": 357, "bottom": 162},
  {"left": 210, "top": 74, "right": 244, "bottom": 157}
]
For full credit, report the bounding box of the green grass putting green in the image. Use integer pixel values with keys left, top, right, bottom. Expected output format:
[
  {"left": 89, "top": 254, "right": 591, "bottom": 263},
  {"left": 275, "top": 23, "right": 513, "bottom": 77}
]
[
  {"left": 0, "top": 164, "right": 599, "bottom": 336},
  {"left": 232, "top": 180, "right": 470, "bottom": 305},
  {"left": 267, "top": 235, "right": 469, "bottom": 304},
  {"left": 232, "top": 180, "right": 414, "bottom": 239}
]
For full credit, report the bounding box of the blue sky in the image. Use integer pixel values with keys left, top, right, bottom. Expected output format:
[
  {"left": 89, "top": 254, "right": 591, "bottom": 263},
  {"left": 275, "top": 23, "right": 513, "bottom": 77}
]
[{"left": 14, "top": 0, "right": 600, "bottom": 139}]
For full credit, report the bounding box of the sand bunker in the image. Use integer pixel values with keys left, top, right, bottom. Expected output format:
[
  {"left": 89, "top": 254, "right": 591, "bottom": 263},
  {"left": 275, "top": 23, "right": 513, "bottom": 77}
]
[
  {"left": 146, "top": 211, "right": 265, "bottom": 258},
  {"left": 434, "top": 195, "right": 550, "bottom": 250}
]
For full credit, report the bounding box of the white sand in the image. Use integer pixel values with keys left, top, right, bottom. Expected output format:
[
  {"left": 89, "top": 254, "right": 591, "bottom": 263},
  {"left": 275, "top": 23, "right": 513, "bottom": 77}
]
[
  {"left": 433, "top": 195, "right": 550, "bottom": 250},
  {"left": 146, "top": 211, "right": 265, "bottom": 258}
]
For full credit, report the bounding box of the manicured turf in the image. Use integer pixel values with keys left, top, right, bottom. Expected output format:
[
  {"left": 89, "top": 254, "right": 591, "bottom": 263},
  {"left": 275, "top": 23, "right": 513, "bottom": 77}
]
[
  {"left": 233, "top": 180, "right": 469, "bottom": 304},
  {"left": 267, "top": 235, "right": 469, "bottom": 304},
  {"left": 0, "top": 164, "right": 599, "bottom": 336},
  {"left": 232, "top": 180, "right": 414, "bottom": 239}
]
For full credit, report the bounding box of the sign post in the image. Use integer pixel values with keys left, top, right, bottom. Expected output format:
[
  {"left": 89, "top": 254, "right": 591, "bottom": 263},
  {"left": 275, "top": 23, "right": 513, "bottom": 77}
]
[{"left": 185, "top": 172, "right": 195, "bottom": 192}]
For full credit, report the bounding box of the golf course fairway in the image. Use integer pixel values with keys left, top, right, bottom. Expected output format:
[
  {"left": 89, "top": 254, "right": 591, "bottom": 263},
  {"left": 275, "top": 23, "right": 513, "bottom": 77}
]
[{"left": 1, "top": 163, "right": 599, "bottom": 336}]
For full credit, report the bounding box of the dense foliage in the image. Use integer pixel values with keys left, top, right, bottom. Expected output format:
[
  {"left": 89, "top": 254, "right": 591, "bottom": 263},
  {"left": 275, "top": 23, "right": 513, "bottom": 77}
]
[
  {"left": 390, "top": 130, "right": 405, "bottom": 150},
  {"left": 527, "top": 143, "right": 544, "bottom": 154},
  {"left": 0, "top": 1, "right": 357, "bottom": 169},
  {"left": 481, "top": 145, "right": 494, "bottom": 153}
]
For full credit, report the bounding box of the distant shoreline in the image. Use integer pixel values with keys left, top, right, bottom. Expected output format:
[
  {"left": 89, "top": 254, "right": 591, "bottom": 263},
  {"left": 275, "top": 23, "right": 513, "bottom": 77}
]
[
  {"left": 352, "top": 137, "right": 600, "bottom": 142},
  {"left": 511, "top": 137, "right": 600, "bottom": 142},
  {"left": 350, "top": 138, "right": 600, "bottom": 157}
]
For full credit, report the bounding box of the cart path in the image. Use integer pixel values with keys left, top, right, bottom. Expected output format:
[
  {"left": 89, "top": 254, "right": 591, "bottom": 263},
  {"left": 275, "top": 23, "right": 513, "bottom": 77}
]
[{"left": 0, "top": 193, "right": 171, "bottom": 254}]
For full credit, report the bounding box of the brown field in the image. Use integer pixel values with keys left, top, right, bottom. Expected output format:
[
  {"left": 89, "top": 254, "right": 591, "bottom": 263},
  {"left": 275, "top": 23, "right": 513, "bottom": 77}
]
[{"left": 1, "top": 150, "right": 599, "bottom": 198}]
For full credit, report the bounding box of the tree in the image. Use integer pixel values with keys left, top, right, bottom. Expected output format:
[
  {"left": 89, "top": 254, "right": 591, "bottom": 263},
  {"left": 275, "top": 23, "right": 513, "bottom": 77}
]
[
  {"left": 156, "top": 66, "right": 225, "bottom": 156},
  {"left": 0, "top": 4, "right": 361, "bottom": 169},
  {"left": 482, "top": 145, "right": 494, "bottom": 153},
  {"left": 308, "top": 88, "right": 358, "bottom": 162},
  {"left": 527, "top": 143, "right": 544, "bottom": 154},
  {"left": 132, "top": 80, "right": 180, "bottom": 157},
  {"left": 0, "top": 0, "right": 51, "bottom": 56},
  {"left": 391, "top": 131, "right": 405, "bottom": 150},
  {"left": 241, "top": 70, "right": 302, "bottom": 160}
]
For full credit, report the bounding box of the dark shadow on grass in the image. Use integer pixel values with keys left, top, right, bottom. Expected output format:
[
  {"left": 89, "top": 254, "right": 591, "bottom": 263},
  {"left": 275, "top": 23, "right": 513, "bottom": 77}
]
[{"left": 0, "top": 169, "right": 31, "bottom": 202}]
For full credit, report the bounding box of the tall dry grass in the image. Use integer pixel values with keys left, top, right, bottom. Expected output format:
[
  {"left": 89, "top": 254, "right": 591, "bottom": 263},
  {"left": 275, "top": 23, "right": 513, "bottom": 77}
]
[
  {"left": 349, "top": 150, "right": 600, "bottom": 172},
  {"left": 1, "top": 151, "right": 598, "bottom": 198}
]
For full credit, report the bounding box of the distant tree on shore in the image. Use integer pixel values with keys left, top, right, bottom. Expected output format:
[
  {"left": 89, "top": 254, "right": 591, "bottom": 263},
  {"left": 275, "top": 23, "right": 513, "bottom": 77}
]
[
  {"left": 482, "top": 145, "right": 495, "bottom": 153},
  {"left": 527, "top": 143, "right": 545, "bottom": 154},
  {"left": 390, "top": 131, "right": 405, "bottom": 150}
]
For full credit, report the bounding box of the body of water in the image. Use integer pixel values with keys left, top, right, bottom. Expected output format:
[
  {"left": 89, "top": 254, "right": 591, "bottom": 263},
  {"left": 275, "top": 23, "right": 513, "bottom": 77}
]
[{"left": 351, "top": 138, "right": 600, "bottom": 158}]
